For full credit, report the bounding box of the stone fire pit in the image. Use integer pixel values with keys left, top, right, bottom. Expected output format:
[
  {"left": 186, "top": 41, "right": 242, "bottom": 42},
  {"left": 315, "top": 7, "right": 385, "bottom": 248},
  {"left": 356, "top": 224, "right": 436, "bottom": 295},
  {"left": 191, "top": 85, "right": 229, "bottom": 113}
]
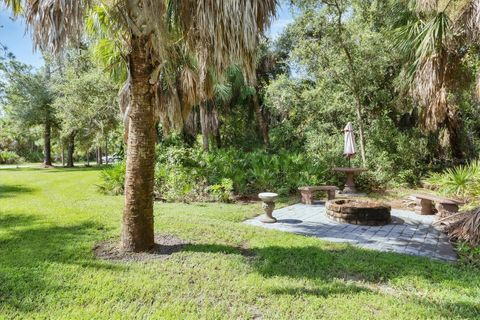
[{"left": 326, "top": 199, "right": 391, "bottom": 226}]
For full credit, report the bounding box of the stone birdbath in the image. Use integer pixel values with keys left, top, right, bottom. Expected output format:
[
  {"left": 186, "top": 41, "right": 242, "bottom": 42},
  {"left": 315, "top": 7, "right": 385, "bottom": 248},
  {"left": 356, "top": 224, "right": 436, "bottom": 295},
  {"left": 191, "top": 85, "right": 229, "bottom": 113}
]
[
  {"left": 333, "top": 167, "right": 367, "bottom": 194},
  {"left": 258, "top": 192, "right": 278, "bottom": 223}
]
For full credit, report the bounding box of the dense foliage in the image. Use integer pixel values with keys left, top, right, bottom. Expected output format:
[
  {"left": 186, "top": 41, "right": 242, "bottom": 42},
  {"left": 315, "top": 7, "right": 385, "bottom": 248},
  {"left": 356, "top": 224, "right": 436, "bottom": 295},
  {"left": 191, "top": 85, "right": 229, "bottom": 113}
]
[
  {"left": 0, "top": 150, "right": 22, "bottom": 164},
  {"left": 2, "top": 0, "right": 480, "bottom": 196},
  {"left": 262, "top": 0, "right": 480, "bottom": 187},
  {"left": 92, "top": 1, "right": 480, "bottom": 201},
  {"left": 98, "top": 137, "right": 335, "bottom": 200}
]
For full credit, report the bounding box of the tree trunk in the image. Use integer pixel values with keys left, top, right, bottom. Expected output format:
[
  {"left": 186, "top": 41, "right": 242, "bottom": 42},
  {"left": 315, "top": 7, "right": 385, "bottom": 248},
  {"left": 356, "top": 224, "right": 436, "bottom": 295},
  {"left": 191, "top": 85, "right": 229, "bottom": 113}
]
[
  {"left": 61, "top": 143, "right": 65, "bottom": 167},
  {"left": 211, "top": 108, "right": 222, "bottom": 149},
  {"left": 182, "top": 108, "right": 198, "bottom": 145},
  {"left": 43, "top": 63, "right": 53, "bottom": 167},
  {"left": 199, "top": 102, "right": 209, "bottom": 151},
  {"left": 97, "top": 146, "right": 103, "bottom": 165},
  {"left": 121, "top": 34, "right": 155, "bottom": 252},
  {"left": 214, "top": 123, "right": 222, "bottom": 149},
  {"left": 43, "top": 119, "right": 52, "bottom": 167},
  {"left": 66, "top": 132, "right": 75, "bottom": 167},
  {"left": 253, "top": 93, "right": 270, "bottom": 148},
  {"left": 354, "top": 98, "right": 367, "bottom": 167},
  {"left": 105, "top": 136, "right": 109, "bottom": 165},
  {"left": 446, "top": 108, "right": 464, "bottom": 160},
  {"left": 331, "top": 3, "right": 366, "bottom": 167}
]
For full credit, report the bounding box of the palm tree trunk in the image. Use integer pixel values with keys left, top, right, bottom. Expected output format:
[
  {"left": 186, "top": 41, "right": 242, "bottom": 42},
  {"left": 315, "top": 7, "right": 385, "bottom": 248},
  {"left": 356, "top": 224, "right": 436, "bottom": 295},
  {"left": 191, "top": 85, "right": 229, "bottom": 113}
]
[
  {"left": 199, "top": 102, "right": 209, "bottom": 151},
  {"left": 43, "top": 118, "right": 52, "bottom": 167},
  {"left": 66, "top": 132, "right": 75, "bottom": 167},
  {"left": 121, "top": 34, "right": 155, "bottom": 252},
  {"left": 446, "top": 109, "right": 464, "bottom": 160},
  {"left": 253, "top": 93, "right": 270, "bottom": 148},
  {"left": 214, "top": 124, "right": 222, "bottom": 149}
]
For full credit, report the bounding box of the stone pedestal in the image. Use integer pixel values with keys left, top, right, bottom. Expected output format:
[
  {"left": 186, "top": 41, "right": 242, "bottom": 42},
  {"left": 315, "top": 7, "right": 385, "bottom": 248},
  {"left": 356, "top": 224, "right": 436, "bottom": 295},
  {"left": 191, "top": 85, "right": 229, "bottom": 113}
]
[
  {"left": 343, "top": 171, "right": 357, "bottom": 193},
  {"left": 333, "top": 167, "right": 367, "bottom": 195},
  {"left": 259, "top": 192, "right": 278, "bottom": 223},
  {"left": 415, "top": 198, "right": 433, "bottom": 215}
]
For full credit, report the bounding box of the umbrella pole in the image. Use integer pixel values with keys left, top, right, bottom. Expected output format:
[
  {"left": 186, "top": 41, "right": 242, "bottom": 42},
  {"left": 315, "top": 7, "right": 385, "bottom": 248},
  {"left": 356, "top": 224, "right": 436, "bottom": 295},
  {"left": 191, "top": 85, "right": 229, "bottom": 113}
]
[{"left": 348, "top": 157, "right": 351, "bottom": 168}]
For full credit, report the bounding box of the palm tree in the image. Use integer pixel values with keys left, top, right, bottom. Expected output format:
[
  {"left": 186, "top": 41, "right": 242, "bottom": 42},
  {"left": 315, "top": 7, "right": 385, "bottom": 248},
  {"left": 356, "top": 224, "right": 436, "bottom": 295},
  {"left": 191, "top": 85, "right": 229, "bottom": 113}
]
[
  {"left": 393, "top": 0, "right": 480, "bottom": 158},
  {"left": 5, "top": 0, "right": 277, "bottom": 252}
]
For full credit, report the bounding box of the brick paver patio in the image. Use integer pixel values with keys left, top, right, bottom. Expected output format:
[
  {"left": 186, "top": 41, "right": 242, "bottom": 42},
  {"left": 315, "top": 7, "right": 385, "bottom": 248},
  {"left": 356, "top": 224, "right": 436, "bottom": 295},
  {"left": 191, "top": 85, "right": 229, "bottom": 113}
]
[{"left": 245, "top": 203, "right": 457, "bottom": 262}]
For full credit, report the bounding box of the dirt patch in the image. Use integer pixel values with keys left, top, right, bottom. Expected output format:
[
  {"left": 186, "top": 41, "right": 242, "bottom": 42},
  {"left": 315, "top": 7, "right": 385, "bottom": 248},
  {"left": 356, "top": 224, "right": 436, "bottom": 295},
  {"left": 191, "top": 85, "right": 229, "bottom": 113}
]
[
  {"left": 234, "top": 194, "right": 260, "bottom": 204},
  {"left": 94, "top": 234, "right": 256, "bottom": 263},
  {"left": 94, "top": 234, "right": 187, "bottom": 262}
]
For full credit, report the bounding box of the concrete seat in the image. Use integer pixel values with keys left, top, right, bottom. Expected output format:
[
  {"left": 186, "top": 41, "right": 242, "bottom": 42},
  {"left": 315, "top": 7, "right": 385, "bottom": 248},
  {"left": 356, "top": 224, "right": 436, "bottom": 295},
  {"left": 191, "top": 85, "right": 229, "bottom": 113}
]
[
  {"left": 411, "top": 193, "right": 463, "bottom": 216},
  {"left": 298, "top": 186, "right": 338, "bottom": 204}
]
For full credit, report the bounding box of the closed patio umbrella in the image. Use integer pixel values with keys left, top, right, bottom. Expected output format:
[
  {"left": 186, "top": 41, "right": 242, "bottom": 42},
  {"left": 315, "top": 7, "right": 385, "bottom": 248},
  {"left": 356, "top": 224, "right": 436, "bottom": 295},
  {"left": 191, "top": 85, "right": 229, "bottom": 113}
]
[{"left": 343, "top": 122, "right": 356, "bottom": 167}]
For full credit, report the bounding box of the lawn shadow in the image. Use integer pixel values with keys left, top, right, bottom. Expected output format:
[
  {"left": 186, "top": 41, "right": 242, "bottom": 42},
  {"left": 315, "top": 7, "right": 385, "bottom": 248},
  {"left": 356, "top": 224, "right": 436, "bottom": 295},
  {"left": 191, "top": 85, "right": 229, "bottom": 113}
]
[
  {"left": 181, "top": 242, "right": 480, "bottom": 318},
  {"left": 268, "top": 282, "right": 369, "bottom": 298},
  {"left": 0, "top": 214, "right": 125, "bottom": 313},
  {"left": 0, "top": 213, "right": 38, "bottom": 228},
  {"left": 0, "top": 184, "right": 36, "bottom": 198},
  {"left": 0, "top": 166, "right": 104, "bottom": 174},
  {"left": 32, "top": 166, "right": 105, "bottom": 174}
]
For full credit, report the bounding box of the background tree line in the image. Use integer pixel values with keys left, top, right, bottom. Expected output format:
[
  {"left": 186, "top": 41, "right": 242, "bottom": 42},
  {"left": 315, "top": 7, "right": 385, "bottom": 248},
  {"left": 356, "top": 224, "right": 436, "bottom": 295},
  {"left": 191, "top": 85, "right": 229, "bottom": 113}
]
[
  {"left": 0, "top": 48, "right": 120, "bottom": 167},
  {"left": 2, "top": 0, "right": 480, "bottom": 188}
]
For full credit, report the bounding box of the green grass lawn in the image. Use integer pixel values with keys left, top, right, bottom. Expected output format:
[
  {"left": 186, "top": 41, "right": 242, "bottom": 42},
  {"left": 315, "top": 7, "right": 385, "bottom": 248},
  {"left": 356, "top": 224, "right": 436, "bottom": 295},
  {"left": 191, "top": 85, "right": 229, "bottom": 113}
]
[{"left": 0, "top": 167, "right": 479, "bottom": 319}]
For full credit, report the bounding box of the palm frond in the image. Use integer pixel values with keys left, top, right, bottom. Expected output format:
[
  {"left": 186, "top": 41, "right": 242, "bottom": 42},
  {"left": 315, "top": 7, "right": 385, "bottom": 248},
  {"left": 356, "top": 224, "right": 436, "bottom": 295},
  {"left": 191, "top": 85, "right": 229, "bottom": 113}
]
[
  {"left": 25, "top": 0, "right": 90, "bottom": 53},
  {"left": 416, "top": 0, "right": 438, "bottom": 13},
  {"left": 446, "top": 208, "right": 480, "bottom": 246},
  {"left": 3, "top": 0, "right": 22, "bottom": 14}
]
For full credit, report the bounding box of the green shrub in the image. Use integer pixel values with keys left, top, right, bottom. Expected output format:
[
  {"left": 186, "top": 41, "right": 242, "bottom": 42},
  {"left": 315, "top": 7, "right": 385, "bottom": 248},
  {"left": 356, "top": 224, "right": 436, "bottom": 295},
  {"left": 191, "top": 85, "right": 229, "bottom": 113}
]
[
  {"left": 153, "top": 144, "right": 330, "bottom": 200},
  {"left": 0, "top": 150, "right": 22, "bottom": 164},
  {"left": 208, "top": 178, "right": 234, "bottom": 202},
  {"left": 425, "top": 160, "right": 480, "bottom": 201},
  {"left": 96, "top": 162, "right": 126, "bottom": 195},
  {"left": 155, "top": 163, "right": 209, "bottom": 202}
]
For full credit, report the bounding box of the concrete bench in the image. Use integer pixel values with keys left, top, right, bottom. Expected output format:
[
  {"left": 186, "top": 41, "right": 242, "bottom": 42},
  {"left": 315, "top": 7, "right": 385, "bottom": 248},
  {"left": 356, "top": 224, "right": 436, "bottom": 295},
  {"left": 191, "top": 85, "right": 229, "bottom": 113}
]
[
  {"left": 298, "top": 186, "right": 338, "bottom": 204},
  {"left": 411, "top": 193, "right": 463, "bottom": 216}
]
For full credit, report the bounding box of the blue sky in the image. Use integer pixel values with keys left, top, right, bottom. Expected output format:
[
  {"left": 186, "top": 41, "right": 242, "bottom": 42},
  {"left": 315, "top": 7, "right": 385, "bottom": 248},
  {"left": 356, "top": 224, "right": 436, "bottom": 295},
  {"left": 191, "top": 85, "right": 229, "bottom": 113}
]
[
  {"left": 0, "top": 6, "right": 43, "bottom": 67},
  {"left": 0, "top": 3, "right": 293, "bottom": 68},
  {"left": 269, "top": 3, "right": 295, "bottom": 39}
]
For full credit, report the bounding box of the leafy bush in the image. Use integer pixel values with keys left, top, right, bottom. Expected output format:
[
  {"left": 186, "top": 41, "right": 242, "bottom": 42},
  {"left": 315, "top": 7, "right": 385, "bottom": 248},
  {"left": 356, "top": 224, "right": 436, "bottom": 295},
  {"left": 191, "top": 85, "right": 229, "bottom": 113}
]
[
  {"left": 425, "top": 160, "right": 480, "bottom": 201},
  {"left": 155, "top": 164, "right": 209, "bottom": 202},
  {"left": 96, "top": 162, "right": 126, "bottom": 195},
  {"left": 208, "top": 178, "right": 234, "bottom": 202},
  {"left": 0, "top": 150, "right": 22, "bottom": 164},
  {"left": 151, "top": 142, "right": 331, "bottom": 201}
]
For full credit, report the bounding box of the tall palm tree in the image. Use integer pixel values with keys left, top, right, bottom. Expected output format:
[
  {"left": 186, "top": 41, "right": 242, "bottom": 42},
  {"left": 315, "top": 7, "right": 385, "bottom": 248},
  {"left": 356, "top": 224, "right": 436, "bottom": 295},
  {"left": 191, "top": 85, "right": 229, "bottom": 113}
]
[
  {"left": 393, "top": 0, "right": 480, "bottom": 158},
  {"left": 5, "top": 0, "right": 276, "bottom": 252}
]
